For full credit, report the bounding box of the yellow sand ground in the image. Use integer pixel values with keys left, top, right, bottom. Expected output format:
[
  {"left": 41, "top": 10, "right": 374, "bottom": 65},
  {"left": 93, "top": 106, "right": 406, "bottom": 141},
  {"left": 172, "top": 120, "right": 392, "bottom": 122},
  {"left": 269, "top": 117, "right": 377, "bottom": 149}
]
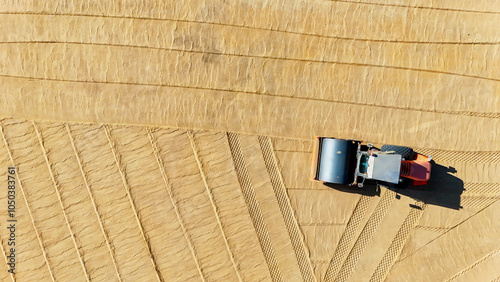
[{"left": 0, "top": 0, "right": 499, "bottom": 281}]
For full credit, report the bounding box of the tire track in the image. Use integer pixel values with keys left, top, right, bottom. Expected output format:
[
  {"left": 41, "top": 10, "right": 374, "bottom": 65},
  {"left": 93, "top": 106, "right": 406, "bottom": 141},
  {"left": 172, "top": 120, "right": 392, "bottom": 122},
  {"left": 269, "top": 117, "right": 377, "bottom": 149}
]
[
  {"left": 334, "top": 190, "right": 396, "bottom": 282},
  {"left": 461, "top": 183, "right": 500, "bottom": 209},
  {"left": 414, "top": 226, "right": 450, "bottom": 233},
  {"left": 103, "top": 125, "right": 162, "bottom": 282},
  {"left": 146, "top": 127, "right": 205, "bottom": 282},
  {"left": 463, "top": 183, "right": 500, "bottom": 195},
  {"left": 445, "top": 249, "right": 500, "bottom": 281},
  {"left": 187, "top": 131, "right": 243, "bottom": 282},
  {"left": 226, "top": 133, "right": 283, "bottom": 282},
  {"left": 323, "top": 195, "right": 373, "bottom": 281},
  {"left": 414, "top": 149, "right": 500, "bottom": 163},
  {"left": 369, "top": 202, "right": 426, "bottom": 282},
  {"left": 32, "top": 121, "right": 90, "bottom": 281},
  {"left": 461, "top": 197, "right": 499, "bottom": 209},
  {"left": 0, "top": 122, "right": 56, "bottom": 282},
  {"left": 258, "top": 136, "right": 316, "bottom": 282},
  {"left": 65, "top": 124, "right": 123, "bottom": 282}
]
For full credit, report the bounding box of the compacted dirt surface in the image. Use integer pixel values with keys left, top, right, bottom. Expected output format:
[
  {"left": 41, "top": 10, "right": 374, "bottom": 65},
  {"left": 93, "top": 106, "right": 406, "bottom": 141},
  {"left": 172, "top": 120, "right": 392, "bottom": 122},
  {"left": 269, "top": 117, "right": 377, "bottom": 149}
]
[{"left": 0, "top": 0, "right": 499, "bottom": 281}]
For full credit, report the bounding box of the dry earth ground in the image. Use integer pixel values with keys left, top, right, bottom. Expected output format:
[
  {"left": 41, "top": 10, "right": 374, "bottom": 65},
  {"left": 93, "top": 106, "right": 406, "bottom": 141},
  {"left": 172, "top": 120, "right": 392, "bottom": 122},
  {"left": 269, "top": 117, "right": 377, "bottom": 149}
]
[{"left": 0, "top": 0, "right": 499, "bottom": 281}]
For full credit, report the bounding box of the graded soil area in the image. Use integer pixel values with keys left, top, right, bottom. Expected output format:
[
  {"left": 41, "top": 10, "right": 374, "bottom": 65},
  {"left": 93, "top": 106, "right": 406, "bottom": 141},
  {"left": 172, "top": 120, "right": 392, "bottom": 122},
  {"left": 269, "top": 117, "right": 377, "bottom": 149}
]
[{"left": 0, "top": 0, "right": 499, "bottom": 281}]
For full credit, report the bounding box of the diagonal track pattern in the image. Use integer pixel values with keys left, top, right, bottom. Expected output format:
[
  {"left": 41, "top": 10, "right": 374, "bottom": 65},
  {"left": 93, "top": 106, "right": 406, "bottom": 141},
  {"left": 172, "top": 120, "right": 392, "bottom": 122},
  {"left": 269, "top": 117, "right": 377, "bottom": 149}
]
[
  {"left": 333, "top": 190, "right": 395, "bottom": 282},
  {"left": 32, "top": 121, "right": 90, "bottom": 281},
  {"left": 370, "top": 202, "right": 426, "bottom": 282},
  {"left": 258, "top": 135, "right": 316, "bottom": 282},
  {"left": 323, "top": 195, "right": 373, "bottom": 281},
  {"left": 187, "top": 130, "right": 243, "bottom": 281},
  {"left": 227, "top": 132, "right": 284, "bottom": 282},
  {"left": 146, "top": 127, "right": 205, "bottom": 281},
  {"left": 152, "top": 128, "right": 240, "bottom": 281},
  {"left": 68, "top": 123, "right": 159, "bottom": 281},
  {"left": 65, "top": 123, "right": 123, "bottom": 281},
  {"left": 103, "top": 125, "right": 162, "bottom": 282}
]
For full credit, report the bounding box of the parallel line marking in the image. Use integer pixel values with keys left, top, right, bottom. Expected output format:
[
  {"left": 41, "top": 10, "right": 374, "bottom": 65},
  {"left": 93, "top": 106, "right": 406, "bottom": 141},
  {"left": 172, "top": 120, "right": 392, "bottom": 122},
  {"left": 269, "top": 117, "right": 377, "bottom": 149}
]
[
  {"left": 65, "top": 124, "right": 122, "bottom": 281},
  {"left": 103, "top": 125, "right": 162, "bottom": 282},
  {"left": 258, "top": 135, "right": 316, "bottom": 282},
  {"left": 32, "top": 121, "right": 90, "bottom": 281},
  {"left": 3, "top": 72, "right": 498, "bottom": 120},
  {"left": 226, "top": 132, "right": 283, "bottom": 282},
  {"left": 0, "top": 122, "right": 56, "bottom": 282},
  {"left": 327, "top": 0, "right": 500, "bottom": 14},
  {"left": 187, "top": 130, "right": 243, "bottom": 282},
  {"left": 3, "top": 40, "right": 499, "bottom": 86},
  {"left": 146, "top": 127, "right": 205, "bottom": 282},
  {"left": 1, "top": 12, "right": 499, "bottom": 42}
]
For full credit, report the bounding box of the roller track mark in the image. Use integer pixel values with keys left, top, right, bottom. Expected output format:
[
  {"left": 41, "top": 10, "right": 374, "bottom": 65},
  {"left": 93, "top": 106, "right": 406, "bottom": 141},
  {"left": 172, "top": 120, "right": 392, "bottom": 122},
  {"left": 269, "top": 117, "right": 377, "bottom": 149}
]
[
  {"left": 258, "top": 136, "right": 316, "bottom": 282},
  {"left": 414, "top": 226, "right": 450, "bottom": 233},
  {"left": 1, "top": 12, "right": 499, "bottom": 44},
  {"left": 463, "top": 183, "right": 500, "bottom": 196},
  {"left": 370, "top": 202, "right": 426, "bottom": 282},
  {"left": 327, "top": 0, "right": 500, "bottom": 14},
  {"left": 299, "top": 223, "right": 345, "bottom": 226},
  {"left": 32, "top": 121, "right": 90, "bottom": 281},
  {"left": 445, "top": 249, "right": 500, "bottom": 281},
  {"left": 461, "top": 197, "right": 499, "bottom": 209},
  {"left": 274, "top": 150, "right": 311, "bottom": 153},
  {"left": 413, "top": 149, "right": 500, "bottom": 163},
  {"left": 0, "top": 122, "right": 56, "bottom": 282},
  {"left": 287, "top": 187, "right": 331, "bottom": 191},
  {"left": 323, "top": 195, "right": 373, "bottom": 281},
  {"left": 187, "top": 131, "right": 243, "bottom": 282},
  {"left": 460, "top": 184, "right": 500, "bottom": 210},
  {"left": 65, "top": 124, "right": 123, "bottom": 281},
  {"left": 103, "top": 125, "right": 162, "bottom": 282},
  {"left": 226, "top": 133, "right": 283, "bottom": 282},
  {"left": 146, "top": 127, "right": 205, "bottom": 282},
  {"left": 1, "top": 74, "right": 498, "bottom": 121},
  {"left": 334, "top": 190, "right": 396, "bottom": 282}
]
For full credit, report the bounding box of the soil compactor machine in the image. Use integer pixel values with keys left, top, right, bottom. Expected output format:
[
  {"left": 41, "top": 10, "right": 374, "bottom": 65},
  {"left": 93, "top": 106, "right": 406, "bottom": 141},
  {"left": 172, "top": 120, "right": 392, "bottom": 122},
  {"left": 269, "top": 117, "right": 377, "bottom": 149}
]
[{"left": 310, "top": 137, "right": 431, "bottom": 188}]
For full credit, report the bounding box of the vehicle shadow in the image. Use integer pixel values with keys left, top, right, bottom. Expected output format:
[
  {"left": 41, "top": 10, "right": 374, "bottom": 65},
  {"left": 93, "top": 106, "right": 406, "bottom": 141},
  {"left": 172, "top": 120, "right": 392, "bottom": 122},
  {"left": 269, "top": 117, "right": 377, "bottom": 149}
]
[
  {"left": 324, "top": 183, "right": 381, "bottom": 197},
  {"left": 385, "top": 161, "right": 464, "bottom": 210}
]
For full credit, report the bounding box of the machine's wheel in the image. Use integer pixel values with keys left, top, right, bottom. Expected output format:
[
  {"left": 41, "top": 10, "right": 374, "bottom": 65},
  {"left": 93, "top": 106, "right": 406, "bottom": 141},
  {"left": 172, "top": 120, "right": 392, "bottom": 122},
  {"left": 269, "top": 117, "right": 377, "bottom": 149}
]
[{"left": 381, "top": 144, "right": 414, "bottom": 160}]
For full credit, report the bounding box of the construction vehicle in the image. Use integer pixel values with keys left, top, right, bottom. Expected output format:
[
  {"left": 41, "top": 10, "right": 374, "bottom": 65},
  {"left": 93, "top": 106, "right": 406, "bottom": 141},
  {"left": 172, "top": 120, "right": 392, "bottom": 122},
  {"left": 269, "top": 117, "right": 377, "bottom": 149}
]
[{"left": 310, "top": 137, "right": 431, "bottom": 188}]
